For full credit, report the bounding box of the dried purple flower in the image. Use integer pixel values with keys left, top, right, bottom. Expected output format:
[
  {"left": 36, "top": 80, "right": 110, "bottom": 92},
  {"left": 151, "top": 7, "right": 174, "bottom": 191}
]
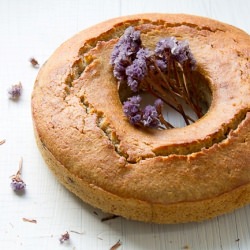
[
  {"left": 127, "top": 77, "right": 139, "bottom": 92},
  {"left": 172, "top": 40, "right": 197, "bottom": 69},
  {"left": 155, "top": 37, "right": 196, "bottom": 69},
  {"left": 123, "top": 95, "right": 142, "bottom": 125},
  {"left": 155, "top": 59, "right": 167, "bottom": 72},
  {"left": 154, "top": 98, "right": 164, "bottom": 109},
  {"left": 111, "top": 28, "right": 200, "bottom": 129},
  {"left": 11, "top": 180, "right": 26, "bottom": 191},
  {"left": 110, "top": 26, "right": 141, "bottom": 63},
  {"left": 141, "top": 105, "right": 161, "bottom": 128},
  {"left": 119, "top": 26, "right": 141, "bottom": 56},
  {"left": 123, "top": 95, "right": 141, "bottom": 113},
  {"left": 125, "top": 48, "right": 150, "bottom": 92},
  {"left": 112, "top": 53, "right": 131, "bottom": 81},
  {"left": 111, "top": 26, "right": 142, "bottom": 81},
  {"left": 127, "top": 59, "right": 146, "bottom": 77},
  {"left": 8, "top": 82, "right": 22, "bottom": 100},
  {"left": 123, "top": 96, "right": 163, "bottom": 128},
  {"left": 171, "top": 40, "right": 190, "bottom": 63},
  {"left": 155, "top": 37, "right": 177, "bottom": 57},
  {"left": 59, "top": 231, "right": 70, "bottom": 244},
  {"left": 10, "top": 157, "right": 26, "bottom": 192},
  {"left": 136, "top": 47, "right": 152, "bottom": 60}
]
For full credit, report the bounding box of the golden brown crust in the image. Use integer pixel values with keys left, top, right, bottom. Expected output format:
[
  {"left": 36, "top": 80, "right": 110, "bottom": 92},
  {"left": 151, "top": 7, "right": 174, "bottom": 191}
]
[{"left": 32, "top": 13, "right": 250, "bottom": 223}]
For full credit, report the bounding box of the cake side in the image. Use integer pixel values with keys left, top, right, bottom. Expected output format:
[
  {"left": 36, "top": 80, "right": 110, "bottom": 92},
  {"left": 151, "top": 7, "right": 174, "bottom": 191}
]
[{"left": 33, "top": 114, "right": 250, "bottom": 223}]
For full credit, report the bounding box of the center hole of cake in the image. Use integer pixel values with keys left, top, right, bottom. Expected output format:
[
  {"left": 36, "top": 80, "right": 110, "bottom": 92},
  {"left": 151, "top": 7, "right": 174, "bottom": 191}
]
[
  {"left": 111, "top": 27, "right": 213, "bottom": 129},
  {"left": 119, "top": 70, "right": 212, "bottom": 129},
  {"left": 147, "top": 71, "right": 211, "bottom": 128}
]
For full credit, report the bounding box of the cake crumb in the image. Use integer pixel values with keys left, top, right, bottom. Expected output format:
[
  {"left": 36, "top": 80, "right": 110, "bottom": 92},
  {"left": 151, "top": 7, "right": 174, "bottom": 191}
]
[
  {"left": 22, "top": 218, "right": 37, "bottom": 224},
  {"left": 30, "top": 57, "right": 39, "bottom": 68},
  {"left": 110, "top": 240, "right": 122, "bottom": 250},
  {"left": 0, "top": 139, "right": 5, "bottom": 145}
]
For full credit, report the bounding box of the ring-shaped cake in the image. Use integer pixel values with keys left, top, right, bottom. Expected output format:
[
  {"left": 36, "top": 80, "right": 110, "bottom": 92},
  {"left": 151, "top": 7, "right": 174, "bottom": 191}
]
[{"left": 32, "top": 14, "right": 250, "bottom": 223}]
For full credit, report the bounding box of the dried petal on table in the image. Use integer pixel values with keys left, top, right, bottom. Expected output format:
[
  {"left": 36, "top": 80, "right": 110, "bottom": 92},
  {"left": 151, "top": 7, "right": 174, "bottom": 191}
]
[
  {"left": 10, "top": 157, "right": 26, "bottom": 192},
  {"left": 0, "top": 139, "right": 6, "bottom": 145},
  {"left": 22, "top": 218, "right": 37, "bottom": 224},
  {"left": 8, "top": 82, "right": 22, "bottom": 100},
  {"left": 110, "top": 240, "right": 122, "bottom": 250},
  {"left": 59, "top": 231, "right": 70, "bottom": 244},
  {"left": 29, "top": 57, "right": 39, "bottom": 68}
]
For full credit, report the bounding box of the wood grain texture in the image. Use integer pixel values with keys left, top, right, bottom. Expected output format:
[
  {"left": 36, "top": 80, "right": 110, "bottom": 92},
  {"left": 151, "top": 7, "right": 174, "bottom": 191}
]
[{"left": 0, "top": 0, "right": 249, "bottom": 249}]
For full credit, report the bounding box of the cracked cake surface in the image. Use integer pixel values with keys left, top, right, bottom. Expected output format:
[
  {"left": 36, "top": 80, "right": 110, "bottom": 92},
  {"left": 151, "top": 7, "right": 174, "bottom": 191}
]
[{"left": 32, "top": 13, "right": 250, "bottom": 223}]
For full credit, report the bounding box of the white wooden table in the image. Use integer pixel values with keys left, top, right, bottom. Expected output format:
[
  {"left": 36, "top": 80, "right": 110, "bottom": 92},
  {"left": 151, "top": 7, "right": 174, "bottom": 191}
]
[{"left": 0, "top": 0, "right": 249, "bottom": 249}]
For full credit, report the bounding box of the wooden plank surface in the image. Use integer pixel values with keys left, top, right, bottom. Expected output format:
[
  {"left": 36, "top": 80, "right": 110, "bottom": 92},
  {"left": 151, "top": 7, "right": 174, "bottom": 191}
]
[{"left": 0, "top": 0, "right": 249, "bottom": 249}]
